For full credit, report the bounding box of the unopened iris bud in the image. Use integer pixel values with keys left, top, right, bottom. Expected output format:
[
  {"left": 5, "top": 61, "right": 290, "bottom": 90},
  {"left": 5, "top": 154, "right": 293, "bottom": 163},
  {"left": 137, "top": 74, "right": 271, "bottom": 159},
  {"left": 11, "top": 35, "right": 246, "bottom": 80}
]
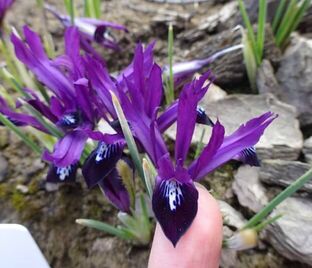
[{"left": 225, "top": 228, "right": 258, "bottom": 251}]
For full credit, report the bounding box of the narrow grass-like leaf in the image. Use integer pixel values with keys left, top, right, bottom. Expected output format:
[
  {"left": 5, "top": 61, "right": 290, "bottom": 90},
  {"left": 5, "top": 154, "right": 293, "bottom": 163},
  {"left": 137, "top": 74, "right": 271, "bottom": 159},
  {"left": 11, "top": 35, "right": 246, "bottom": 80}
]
[
  {"left": 142, "top": 158, "right": 155, "bottom": 197},
  {"left": 64, "top": 0, "right": 75, "bottom": 24},
  {"left": 194, "top": 128, "right": 206, "bottom": 158},
  {"left": 238, "top": 0, "right": 260, "bottom": 65},
  {"left": 0, "top": 113, "right": 41, "bottom": 154},
  {"left": 20, "top": 99, "right": 63, "bottom": 138},
  {"left": 0, "top": 85, "right": 15, "bottom": 107},
  {"left": 275, "top": 0, "right": 297, "bottom": 46},
  {"left": 240, "top": 27, "right": 258, "bottom": 92},
  {"left": 243, "top": 167, "right": 312, "bottom": 229},
  {"left": 279, "top": 0, "right": 311, "bottom": 48},
  {"left": 253, "top": 214, "right": 283, "bottom": 232},
  {"left": 167, "top": 24, "right": 174, "bottom": 103},
  {"left": 257, "top": 0, "right": 267, "bottom": 60},
  {"left": 110, "top": 91, "right": 145, "bottom": 187},
  {"left": 76, "top": 219, "right": 132, "bottom": 240},
  {"left": 84, "top": 0, "right": 101, "bottom": 18},
  {"left": 272, "top": 0, "right": 287, "bottom": 33}
]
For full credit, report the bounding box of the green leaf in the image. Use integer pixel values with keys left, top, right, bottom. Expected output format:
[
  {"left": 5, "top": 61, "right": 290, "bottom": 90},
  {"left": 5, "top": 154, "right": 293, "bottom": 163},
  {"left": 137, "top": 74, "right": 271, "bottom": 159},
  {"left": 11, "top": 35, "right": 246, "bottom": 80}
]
[
  {"left": 256, "top": 0, "right": 267, "bottom": 60},
  {"left": 243, "top": 167, "right": 312, "bottom": 229},
  {"left": 142, "top": 158, "right": 155, "bottom": 198},
  {"left": 64, "top": 0, "right": 75, "bottom": 24},
  {"left": 272, "top": 0, "right": 287, "bottom": 33},
  {"left": 240, "top": 27, "right": 258, "bottom": 92},
  {"left": 84, "top": 0, "right": 101, "bottom": 18},
  {"left": 167, "top": 23, "right": 175, "bottom": 104},
  {"left": 238, "top": 0, "right": 261, "bottom": 65},
  {"left": 76, "top": 219, "right": 132, "bottom": 240},
  {"left": 194, "top": 128, "right": 206, "bottom": 158},
  {"left": 0, "top": 113, "right": 41, "bottom": 154},
  {"left": 110, "top": 91, "right": 146, "bottom": 188}
]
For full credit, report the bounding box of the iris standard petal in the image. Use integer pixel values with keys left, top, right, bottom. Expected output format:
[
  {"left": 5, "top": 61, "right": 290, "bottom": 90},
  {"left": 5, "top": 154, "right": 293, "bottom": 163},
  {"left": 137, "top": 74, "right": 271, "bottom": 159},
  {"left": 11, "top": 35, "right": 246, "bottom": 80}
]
[
  {"left": 82, "top": 141, "right": 124, "bottom": 188},
  {"left": 46, "top": 163, "right": 78, "bottom": 183},
  {"left": 152, "top": 178, "right": 198, "bottom": 246},
  {"left": 175, "top": 73, "right": 211, "bottom": 164}
]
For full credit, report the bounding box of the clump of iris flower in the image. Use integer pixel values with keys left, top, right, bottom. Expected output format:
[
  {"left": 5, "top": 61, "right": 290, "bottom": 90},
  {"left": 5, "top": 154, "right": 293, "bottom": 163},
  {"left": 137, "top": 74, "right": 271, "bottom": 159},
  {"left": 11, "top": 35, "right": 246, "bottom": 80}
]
[{"left": 112, "top": 64, "right": 276, "bottom": 245}]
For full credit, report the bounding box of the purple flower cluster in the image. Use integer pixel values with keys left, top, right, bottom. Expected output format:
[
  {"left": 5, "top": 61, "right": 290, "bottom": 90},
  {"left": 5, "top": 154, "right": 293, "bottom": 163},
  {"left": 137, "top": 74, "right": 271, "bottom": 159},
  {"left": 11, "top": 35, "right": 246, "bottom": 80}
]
[{"left": 0, "top": 24, "right": 276, "bottom": 246}]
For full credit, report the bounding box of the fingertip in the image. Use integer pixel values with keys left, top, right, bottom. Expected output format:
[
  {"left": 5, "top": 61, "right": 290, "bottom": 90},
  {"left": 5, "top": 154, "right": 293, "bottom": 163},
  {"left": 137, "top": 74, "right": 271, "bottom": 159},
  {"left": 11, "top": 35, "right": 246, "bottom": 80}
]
[{"left": 148, "top": 185, "right": 223, "bottom": 268}]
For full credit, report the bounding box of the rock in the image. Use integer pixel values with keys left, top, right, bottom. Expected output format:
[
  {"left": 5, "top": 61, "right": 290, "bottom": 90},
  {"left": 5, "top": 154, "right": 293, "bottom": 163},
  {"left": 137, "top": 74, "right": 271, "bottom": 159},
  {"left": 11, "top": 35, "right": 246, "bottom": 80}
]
[
  {"left": 276, "top": 35, "right": 312, "bottom": 127},
  {"left": 259, "top": 160, "right": 312, "bottom": 192},
  {"left": 200, "top": 83, "right": 227, "bottom": 103},
  {"left": 166, "top": 93, "right": 303, "bottom": 161},
  {"left": 257, "top": 60, "right": 282, "bottom": 97},
  {"left": 16, "top": 184, "right": 29, "bottom": 194},
  {"left": 266, "top": 197, "right": 312, "bottom": 265},
  {"left": 303, "top": 136, "right": 312, "bottom": 164},
  {"left": 233, "top": 166, "right": 268, "bottom": 213},
  {"left": 45, "top": 182, "right": 60, "bottom": 192},
  {"left": 0, "top": 154, "right": 8, "bottom": 182},
  {"left": 218, "top": 200, "right": 247, "bottom": 230}
]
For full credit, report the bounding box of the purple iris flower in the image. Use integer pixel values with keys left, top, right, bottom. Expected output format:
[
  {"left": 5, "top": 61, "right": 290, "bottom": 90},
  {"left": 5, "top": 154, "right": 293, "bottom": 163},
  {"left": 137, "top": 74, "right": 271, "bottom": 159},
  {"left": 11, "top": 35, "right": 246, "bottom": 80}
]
[
  {"left": 114, "top": 64, "right": 276, "bottom": 245},
  {"left": 45, "top": 4, "right": 127, "bottom": 65},
  {"left": 163, "top": 44, "right": 243, "bottom": 88}
]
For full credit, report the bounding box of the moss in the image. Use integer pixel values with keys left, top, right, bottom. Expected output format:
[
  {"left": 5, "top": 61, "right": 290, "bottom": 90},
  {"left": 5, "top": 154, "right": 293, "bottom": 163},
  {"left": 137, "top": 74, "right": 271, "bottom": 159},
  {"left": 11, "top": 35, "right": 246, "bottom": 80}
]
[
  {"left": 28, "top": 180, "right": 39, "bottom": 195},
  {"left": 10, "top": 190, "right": 42, "bottom": 220},
  {"left": 0, "top": 183, "right": 10, "bottom": 199},
  {"left": 205, "top": 163, "right": 235, "bottom": 200}
]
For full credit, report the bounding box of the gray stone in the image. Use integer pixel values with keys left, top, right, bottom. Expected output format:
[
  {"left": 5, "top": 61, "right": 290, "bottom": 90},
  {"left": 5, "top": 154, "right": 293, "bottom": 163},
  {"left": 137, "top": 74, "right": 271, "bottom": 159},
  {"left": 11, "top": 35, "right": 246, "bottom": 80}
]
[
  {"left": 260, "top": 160, "right": 312, "bottom": 192},
  {"left": 166, "top": 93, "right": 303, "bottom": 161},
  {"left": 218, "top": 200, "right": 247, "bottom": 230},
  {"left": 257, "top": 60, "right": 282, "bottom": 97},
  {"left": 266, "top": 197, "right": 312, "bottom": 265},
  {"left": 0, "top": 154, "right": 8, "bottom": 182},
  {"left": 276, "top": 35, "right": 312, "bottom": 126},
  {"left": 233, "top": 166, "right": 268, "bottom": 213},
  {"left": 303, "top": 136, "right": 312, "bottom": 164}
]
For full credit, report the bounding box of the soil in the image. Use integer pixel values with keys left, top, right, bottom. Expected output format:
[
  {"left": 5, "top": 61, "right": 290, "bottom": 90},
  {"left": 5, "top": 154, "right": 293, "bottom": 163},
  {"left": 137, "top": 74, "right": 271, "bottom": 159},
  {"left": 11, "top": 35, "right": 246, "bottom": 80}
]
[{"left": 1, "top": 0, "right": 311, "bottom": 268}]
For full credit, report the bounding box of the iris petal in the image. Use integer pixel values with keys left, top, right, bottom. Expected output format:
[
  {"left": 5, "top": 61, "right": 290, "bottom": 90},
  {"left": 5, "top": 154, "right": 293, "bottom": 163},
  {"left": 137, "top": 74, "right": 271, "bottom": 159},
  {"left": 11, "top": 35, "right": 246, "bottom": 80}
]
[
  {"left": 152, "top": 179, "right": 198, "bottom": 246},
  {"left": 82, "top": 141, "right": 124, "bottom": 188}
]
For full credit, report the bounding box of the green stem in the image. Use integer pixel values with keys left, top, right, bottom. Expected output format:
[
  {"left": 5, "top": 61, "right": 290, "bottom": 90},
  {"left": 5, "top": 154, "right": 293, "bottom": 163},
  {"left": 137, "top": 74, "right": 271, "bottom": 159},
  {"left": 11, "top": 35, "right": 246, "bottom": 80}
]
[
  {"left": 168, "top": 24, "right": 174, "bottom": 103},
  {"left": 243, "top": 167, "right": 312, "bottom": 229}
]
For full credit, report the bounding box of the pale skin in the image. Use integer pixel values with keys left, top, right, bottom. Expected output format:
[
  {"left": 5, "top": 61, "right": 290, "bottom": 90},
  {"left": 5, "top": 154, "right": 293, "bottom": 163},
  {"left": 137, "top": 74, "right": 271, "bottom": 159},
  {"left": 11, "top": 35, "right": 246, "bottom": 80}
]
[{"left": 148, "top": 184, "right": 223, "bottom": 268}]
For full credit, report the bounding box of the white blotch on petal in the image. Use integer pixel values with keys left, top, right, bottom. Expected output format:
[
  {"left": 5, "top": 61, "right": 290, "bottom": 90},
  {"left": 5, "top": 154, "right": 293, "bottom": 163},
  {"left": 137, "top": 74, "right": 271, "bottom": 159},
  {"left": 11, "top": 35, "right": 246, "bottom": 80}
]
[
  {"left": 56, "top": 166, "right": 72, "bottom": 181},
  {"left": 163, "top": 180, "right": 183, "bottom": 211}
]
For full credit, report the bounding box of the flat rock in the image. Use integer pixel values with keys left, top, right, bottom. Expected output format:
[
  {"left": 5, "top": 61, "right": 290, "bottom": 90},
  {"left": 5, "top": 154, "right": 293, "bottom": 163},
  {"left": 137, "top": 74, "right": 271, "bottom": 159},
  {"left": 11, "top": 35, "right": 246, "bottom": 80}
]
[
  {"left": 218, "top": 200, "right": 247, "bottom": 229},
  {"left": 266, "top": 197, "right": 312, "bottom": 265},
  {"left": 303, "top": 136, "right": 312, "bottom": 164},
  {"left": 166, "top": 93, "right": 303, "bottom": 161},
  {"left": 259, "top": 160, "right": 312, "bottom": 192},
  {"left": 0, "top": 154, "right": 8, "bottom": 182},
  {"left": 276, "top": 35, "right": 312, "bottom": 127},
  {"left": 233, "top": 166, "right": 268, "bottom": 213}
]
